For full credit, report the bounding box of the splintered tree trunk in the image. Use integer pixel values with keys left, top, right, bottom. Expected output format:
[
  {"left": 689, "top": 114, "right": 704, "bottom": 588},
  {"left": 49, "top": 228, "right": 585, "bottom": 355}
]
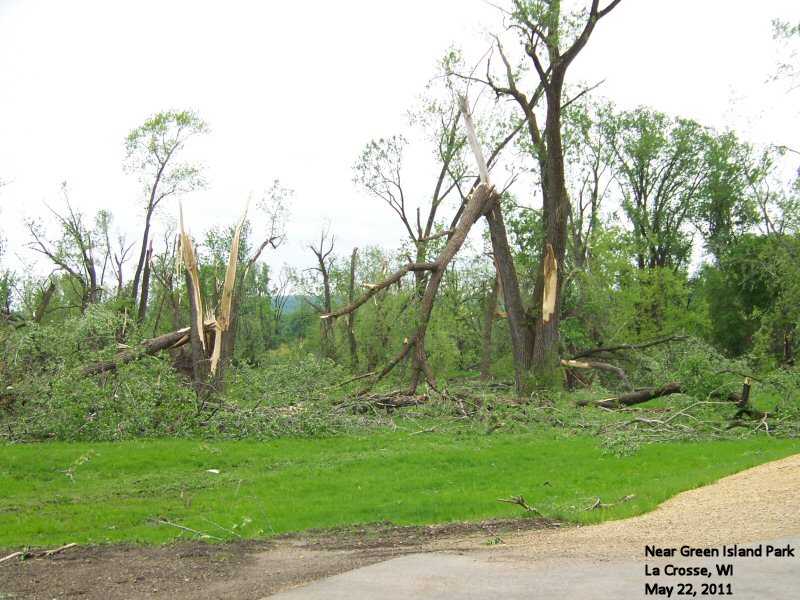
[
  {"left": 530, "top": 84, "right": 570, "bottom": 386},
  {"left": 179, "top": 203, "right": 247, "bottom": 402},
  {"left": 322, "top": 97, "right": 499, "bottom": 394}
]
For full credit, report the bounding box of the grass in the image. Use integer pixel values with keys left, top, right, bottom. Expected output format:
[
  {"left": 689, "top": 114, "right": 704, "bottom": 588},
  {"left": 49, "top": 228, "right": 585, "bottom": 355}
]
[{"left": 1, "top": 432, "right": 798, "bottom": 549}]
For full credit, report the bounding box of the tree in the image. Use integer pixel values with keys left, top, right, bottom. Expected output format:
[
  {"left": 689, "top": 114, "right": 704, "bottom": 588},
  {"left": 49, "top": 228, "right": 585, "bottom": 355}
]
[
  {"left": 26, "top": 185, "right": 103, "bottom": 312},
  {"left": 125, "top": 109, "right": 208, "bottom": 325},
  {"left": 326, "top": 98, "right": 500, "bottom": 393},
  {"left": 178, "top": 183, "right": 288, "bottom": 401},
  {"left": 606, "top": 108, "right": 711, "bottom": 271},
  {"left": 482, "top": 0, "right": 623, "bottom": 389},
  {"left": 772, "top": 18, "right": 800, "bottom": 92},
  {"left": 307, "top": 225, "right": 337, "bottom": 361},
  {"left": 353, "top": 52, "right": 471, "bottom": 298}
]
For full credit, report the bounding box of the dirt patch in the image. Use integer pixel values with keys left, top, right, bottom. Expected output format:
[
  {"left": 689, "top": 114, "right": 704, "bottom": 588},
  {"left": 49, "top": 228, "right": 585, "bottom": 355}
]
[
  {"left": 0, "top": 518, "right": 559, "bottom": 600},
  {"left": 2, "top": 454, "right": 799, "bottom": 599}
]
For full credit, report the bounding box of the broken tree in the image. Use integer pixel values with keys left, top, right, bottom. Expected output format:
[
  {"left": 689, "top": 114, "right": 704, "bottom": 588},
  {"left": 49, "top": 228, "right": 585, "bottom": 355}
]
[
  {"left": 323, "top": 96, "right": 501, "bottom": 393},
  {"left": 482, "top": 0, "right": 623, "bottom": 389}
]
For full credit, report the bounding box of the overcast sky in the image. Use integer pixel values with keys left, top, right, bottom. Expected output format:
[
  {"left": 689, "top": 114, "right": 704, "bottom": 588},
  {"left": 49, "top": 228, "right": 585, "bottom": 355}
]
[{"left": 0, "top": 0, "right": 797, "bottom": 280}]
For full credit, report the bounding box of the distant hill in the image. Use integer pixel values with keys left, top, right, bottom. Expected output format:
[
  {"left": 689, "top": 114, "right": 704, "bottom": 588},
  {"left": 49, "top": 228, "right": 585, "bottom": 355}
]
[{"left": 273, "top": 295, "right": 308, "bottom": 313}]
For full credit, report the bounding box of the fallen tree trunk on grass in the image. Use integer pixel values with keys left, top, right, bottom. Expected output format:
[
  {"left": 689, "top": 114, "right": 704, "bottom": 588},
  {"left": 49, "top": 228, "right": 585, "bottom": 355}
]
[{"left": 576, "top": 382, "right": 687, "bottom": 409}]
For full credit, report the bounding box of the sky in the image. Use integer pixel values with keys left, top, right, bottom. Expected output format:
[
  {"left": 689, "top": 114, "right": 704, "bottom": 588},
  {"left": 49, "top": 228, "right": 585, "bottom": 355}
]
[{"left": 0, "top": 0, "right": 797, "bottom": 282}]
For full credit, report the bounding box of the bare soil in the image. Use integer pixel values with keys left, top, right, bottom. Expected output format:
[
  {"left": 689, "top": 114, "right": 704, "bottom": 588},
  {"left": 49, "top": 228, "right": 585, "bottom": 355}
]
[{"left": 2, "top": 453, "right": 799, "bottom": 600}]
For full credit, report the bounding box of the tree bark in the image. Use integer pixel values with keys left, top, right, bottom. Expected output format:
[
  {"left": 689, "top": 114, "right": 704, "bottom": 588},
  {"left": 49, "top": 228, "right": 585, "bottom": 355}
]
[
  {"left": 136, "top": 238, "right": 154, "bottom": 324},
  {"left": 33, "top": 281, "right": 57, "bottom": 324}
]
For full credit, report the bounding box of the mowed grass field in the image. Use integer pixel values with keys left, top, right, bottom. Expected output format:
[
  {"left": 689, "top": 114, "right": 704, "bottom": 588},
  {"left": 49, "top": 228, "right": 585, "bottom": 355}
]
[{"left": 1, "top": 433, "right": 797, "bottom": 549}]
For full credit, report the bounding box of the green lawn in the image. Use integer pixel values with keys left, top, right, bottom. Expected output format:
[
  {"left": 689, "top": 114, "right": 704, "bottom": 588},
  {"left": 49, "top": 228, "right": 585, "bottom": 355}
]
[{"left": 1, "top": 432, "right": 797, "bottom": 549}]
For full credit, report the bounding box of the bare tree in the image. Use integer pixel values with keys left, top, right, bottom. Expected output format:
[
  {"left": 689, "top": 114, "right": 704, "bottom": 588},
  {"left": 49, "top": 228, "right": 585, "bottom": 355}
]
[{"left": 307, "top": 225, "right": 337, "bottom": 360}]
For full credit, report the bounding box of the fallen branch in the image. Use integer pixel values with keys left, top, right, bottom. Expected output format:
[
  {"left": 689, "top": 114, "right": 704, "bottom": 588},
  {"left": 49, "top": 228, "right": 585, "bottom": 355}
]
[
  {"left": 584, "top": 498, "right": 606, "bottom": 511},
  {"left": 560, "top": 359, "right": 634, "bottom": 391},
  {"left": 572, "top": 335, "right": 689, "bottom": 360},
  {"left": 149, "top": 518, "right": 225, "bottom": 542},
  {"left": 0, "top": 542, "right": 77, "bottom": 564},
  {"left": 325, "top": 371, "right": 378, "bottom": 390},
  {"left": 576, "top": 382, "right": 686, "bottom": 409},
  {"left": 485, "top": 422, "right": 506, "bottom": 435},
  {"left": 410, "top": 427, "right": 436, "bottom": 436},
  {"left": 358, "top": 394, "right": 429, "bottom": 411},
  {"left": 497, "top": 496, "right": 543, "bottom": 516}
]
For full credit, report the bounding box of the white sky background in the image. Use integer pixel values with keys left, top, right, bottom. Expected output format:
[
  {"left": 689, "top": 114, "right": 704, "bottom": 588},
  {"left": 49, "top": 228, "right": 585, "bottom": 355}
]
[{"left": 0, "top": 0, "right": 797, "bottom": 282}]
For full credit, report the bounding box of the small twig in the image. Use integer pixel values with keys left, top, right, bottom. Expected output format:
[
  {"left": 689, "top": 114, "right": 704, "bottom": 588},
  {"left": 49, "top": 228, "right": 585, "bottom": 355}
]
[
  {"left": 410, "top": 427, "right": 436, "bottom": 436},
  {"left": 497, "top": 495, "right": 543, "bottom": 516},
  {"left": 326, "top": 371, "right": 379, "bottom": 390},
  {"left": 584, "top": 498, "right": 603, "bottom": 511},
  {"left": 0, "top": 551, "right": 23, "bottom": 564},
  {"left": 42, "top": 543, "right": 77, "bottom": 557},
  {"left": 150, "top": 518, "right": 224, "bottom": 541},
  {"left": 249, "top": 489, "right": 275, "bottom": 535},
  {"left": 200, "top": 516, "right": 241, "bottom": 538}
]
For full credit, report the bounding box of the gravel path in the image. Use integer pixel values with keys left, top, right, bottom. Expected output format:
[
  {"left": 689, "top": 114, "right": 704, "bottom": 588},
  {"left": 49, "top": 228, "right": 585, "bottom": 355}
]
[{"left": 490, "top": 452, "right": 800, "bottom": 563}]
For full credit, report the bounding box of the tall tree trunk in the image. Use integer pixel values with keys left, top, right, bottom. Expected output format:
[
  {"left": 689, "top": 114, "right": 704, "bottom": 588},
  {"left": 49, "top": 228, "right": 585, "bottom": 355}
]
[
  {"left": 485, "top": 206, "right": 533, "bottom": 389},
  {"left": 480, "top": 274, "right": 500, "bottom": 381},
  {"left": 33, "top": 281, "right": 57, "bottom": 324},
  {"left": 407, "top": 183, "right": 499, "bottom": 391},
  {"left": 530, "top": 83, "right": 570, "bottom": 385},
  {"left": 131, "top": 203, "right": 157, "bottom": 310},
  {"left": 346, "top": 247, "right": 359, "bottom": 371},
  {"left": 136, "top": 239, "right": 154, "bottom": 324}
]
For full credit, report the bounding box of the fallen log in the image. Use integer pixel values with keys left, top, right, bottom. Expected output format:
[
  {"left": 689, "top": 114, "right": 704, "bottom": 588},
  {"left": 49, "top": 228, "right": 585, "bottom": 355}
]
[
  {"left": 576, "top": 382, "right": 687, "bottom": 409},
  {"left": 357, "top": 393, "right": 429, "bottom": 412},
  {"left": 81, "top": 322, "right": 215, "bottom": 376}
]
